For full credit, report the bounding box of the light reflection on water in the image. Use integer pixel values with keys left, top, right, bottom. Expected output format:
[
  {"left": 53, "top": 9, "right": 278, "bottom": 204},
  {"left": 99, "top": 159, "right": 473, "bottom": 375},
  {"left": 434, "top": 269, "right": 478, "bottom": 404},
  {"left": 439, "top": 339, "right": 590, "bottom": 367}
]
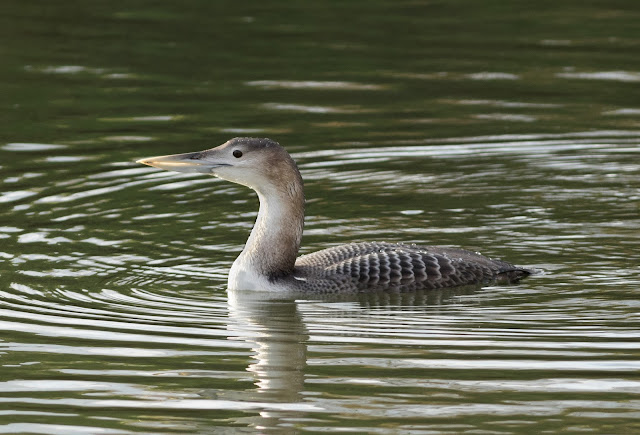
[
  {"left": 2, "top": 264, "right": 640, "bottom": 433},
  {"left": 2, "top": 3, "right": 640, "bottom": 431}
]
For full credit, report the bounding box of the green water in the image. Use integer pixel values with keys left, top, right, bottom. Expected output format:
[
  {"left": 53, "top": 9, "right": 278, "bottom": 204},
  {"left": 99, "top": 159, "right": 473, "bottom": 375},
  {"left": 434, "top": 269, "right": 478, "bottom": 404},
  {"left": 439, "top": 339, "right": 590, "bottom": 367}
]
[{"left": 1, "top": 1, "right": 639, "bottom": 433}]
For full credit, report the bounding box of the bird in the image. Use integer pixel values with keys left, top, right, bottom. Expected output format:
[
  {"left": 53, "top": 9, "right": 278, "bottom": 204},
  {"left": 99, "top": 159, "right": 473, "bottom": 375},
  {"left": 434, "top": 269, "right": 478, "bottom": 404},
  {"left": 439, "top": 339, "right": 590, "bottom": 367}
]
[{"left": 137, "top": 137, "right": 532, "bottom": 293}]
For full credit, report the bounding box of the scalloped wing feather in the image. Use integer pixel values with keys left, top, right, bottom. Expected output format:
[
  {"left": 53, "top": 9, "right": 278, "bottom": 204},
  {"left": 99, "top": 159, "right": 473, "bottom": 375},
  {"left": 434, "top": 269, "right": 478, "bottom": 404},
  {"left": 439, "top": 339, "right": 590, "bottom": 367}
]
[{"left": 294, "top": 242, "right": 529, "bottom": 292}]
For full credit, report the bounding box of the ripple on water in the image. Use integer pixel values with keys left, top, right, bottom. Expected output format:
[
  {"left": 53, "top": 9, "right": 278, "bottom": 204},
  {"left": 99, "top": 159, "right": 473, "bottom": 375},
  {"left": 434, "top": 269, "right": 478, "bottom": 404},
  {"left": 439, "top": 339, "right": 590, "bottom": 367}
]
[
  {"left": 557, "top": 70, "right": 640, "bottom": 82},
  {"left": 262, "top": 102, "right": 365, "bottom": 114},
  {"left": 0, "top": 127, "right": 638, "bottom": 433},
  {"left": 0, "top": 191, "right": 39, "bottom": 203},
  {"left": 246, "top": 80, "right": 385, "bottom": 90},
  {"left": 2, "top": 143, "right": 67, "bottom": 151}
]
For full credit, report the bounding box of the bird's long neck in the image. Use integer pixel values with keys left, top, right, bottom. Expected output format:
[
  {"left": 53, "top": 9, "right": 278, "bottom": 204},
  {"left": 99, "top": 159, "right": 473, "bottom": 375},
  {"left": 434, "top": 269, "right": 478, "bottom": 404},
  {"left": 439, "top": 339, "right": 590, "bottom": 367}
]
[{"left": 234, "top": 176, "right": 305, "bottom": 281}]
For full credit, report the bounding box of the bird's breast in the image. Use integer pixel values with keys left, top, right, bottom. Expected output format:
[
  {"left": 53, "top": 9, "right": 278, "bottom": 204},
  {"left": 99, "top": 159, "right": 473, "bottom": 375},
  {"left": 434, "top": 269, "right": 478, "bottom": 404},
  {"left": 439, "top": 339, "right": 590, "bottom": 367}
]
[{"left": 228, "top": 257, "right": 284, "bottom": 291}]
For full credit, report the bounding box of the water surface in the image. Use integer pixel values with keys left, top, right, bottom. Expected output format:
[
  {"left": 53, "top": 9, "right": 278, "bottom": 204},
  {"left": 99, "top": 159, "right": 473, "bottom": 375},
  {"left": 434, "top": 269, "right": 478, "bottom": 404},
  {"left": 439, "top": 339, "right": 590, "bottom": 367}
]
[{"left": 1, "top": 1, "right": 639, "bottom": 433}]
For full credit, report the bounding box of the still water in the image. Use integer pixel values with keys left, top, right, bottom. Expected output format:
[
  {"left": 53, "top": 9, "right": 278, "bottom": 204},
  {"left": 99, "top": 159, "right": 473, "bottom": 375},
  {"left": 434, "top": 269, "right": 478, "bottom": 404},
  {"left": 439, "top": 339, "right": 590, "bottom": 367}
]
[{"left": 1, "top": 1, "right": 639, "bottom": 433}]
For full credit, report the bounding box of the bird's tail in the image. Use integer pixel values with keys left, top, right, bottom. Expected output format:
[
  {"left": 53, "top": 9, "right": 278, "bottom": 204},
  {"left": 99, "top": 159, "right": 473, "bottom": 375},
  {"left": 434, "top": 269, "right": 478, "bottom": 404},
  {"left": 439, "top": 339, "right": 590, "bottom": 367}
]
[{"left": 497, "top": 266, "right": 539, "bottom": 284}]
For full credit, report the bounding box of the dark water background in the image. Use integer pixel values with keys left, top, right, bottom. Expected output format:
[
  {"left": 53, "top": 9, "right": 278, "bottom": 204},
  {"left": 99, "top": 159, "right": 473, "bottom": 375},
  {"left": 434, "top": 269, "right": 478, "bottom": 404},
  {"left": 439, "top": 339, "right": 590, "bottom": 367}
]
[{"left": 1, "top": 1, "right": 639, "bottom": 433}]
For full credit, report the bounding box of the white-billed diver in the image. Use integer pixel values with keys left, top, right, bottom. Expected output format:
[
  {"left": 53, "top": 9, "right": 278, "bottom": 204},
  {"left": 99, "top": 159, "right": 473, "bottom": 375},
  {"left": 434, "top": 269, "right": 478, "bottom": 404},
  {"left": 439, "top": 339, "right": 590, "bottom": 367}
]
[{"left": 138, "top": 137, "right": 532, "bottom": 292}]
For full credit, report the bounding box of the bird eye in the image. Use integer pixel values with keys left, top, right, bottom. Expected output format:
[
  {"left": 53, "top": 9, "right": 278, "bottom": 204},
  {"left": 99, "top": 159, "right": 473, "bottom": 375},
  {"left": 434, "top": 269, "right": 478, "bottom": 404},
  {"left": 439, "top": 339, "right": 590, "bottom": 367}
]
[{"left": 233, "top": 150, "right": 243, "bottom": 158}]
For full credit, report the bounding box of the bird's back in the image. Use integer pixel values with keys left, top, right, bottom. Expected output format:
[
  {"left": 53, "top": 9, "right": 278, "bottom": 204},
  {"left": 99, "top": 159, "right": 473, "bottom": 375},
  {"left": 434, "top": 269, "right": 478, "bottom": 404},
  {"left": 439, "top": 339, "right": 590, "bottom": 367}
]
[{"left": 293, "top": 242, "right": 530, "bottom": 293}]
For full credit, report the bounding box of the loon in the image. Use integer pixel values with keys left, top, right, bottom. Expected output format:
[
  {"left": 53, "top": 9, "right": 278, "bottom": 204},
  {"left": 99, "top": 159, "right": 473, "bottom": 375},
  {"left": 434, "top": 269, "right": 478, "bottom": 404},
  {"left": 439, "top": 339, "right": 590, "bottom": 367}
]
[{"left": 138, "top": 137, "right": 531, "bottom": 293}]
